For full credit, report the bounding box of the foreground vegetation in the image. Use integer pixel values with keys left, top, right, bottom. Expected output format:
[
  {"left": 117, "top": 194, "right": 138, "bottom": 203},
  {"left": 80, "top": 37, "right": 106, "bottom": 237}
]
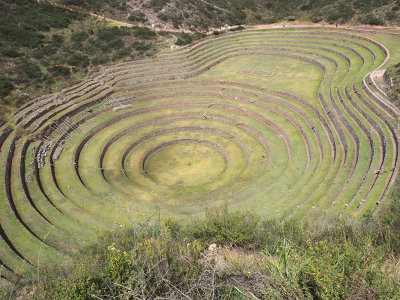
[{"left": 3, "top": 186, "right": 400, "bottom": 299}]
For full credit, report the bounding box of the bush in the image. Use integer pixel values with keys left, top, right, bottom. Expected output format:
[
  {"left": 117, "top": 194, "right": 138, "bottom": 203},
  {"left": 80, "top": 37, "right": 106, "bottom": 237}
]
[
  {"left": 132, "top": 41, "right": 152, "bottom": 52},
  {"left": 107, "top": 38, "right": 124, "bottom": 49},
  {"left": 15, "top": 59, "right": 43, "bottom": 80},
  {"left": 96, "top": 26, "right": 130, "bottom": 41},
  {"left": 34, "top": 220, "right": 209, "bottom": 299},
  {"left": 128, "top": 12, "right": 147, "bottom": 23},
  {"left": 0, "top": 46, "right": 21, "bottom": 58},
  {"left": 51, "top": 34, "right": 64, "bottom": 46},
  {"left": 358, "top": 13, "right": 385, "bottom": 25},
  {"left": 132, "top": 26, "right": 157, "bottom": 39},
  {"left": 66, "top": 53, "right": 90, "bottom": 68},
  {"left": 71, "top": 31, "right": 89, "bottom": 43},
  {"left": 227, "top": 9, "right": 247, "bottom": 25},
  {"left": 386, "top": 10, "right": 399, "bottom": 20},
  {"left": 187, "top": 206, "right": 267, "bottom": 248},
  {"left": 150, "top": 0, "right": 169, "bottom": 12},
  {"left": 0, "top": 75, "right": 14, "bottom": 98},
  {"left": 157, "top": 12, "right": 169, "bottom": 22},
  {"left": 326, "top": 1, "right": 354, "bottom": 23},
  {"left": 49, "top": 65, "right": 70, "bottom": 77},
  {"left": 92, "top": 54, "right": 110, "bottom": 65},
  {"left": 175, "top": 32, "right": 194, "bottom": 45},
  {"left": 113, "top": 47, "right": 130, "bottom": 59}
]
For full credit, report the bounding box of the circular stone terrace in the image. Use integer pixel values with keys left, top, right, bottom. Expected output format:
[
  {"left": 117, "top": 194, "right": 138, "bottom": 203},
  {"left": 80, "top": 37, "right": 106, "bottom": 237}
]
[{"left": 0, "top": 27, "right": 399, "bottom": 279}]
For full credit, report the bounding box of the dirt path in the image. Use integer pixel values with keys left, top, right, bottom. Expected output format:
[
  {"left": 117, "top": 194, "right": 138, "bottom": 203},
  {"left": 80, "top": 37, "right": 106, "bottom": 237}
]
[{"left": 251, "top": 23, "right": 400, "bottom": 33}]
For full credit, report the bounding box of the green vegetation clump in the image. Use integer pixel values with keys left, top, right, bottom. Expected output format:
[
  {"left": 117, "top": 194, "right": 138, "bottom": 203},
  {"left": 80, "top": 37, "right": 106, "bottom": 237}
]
[
  {"left": 60, "top": 0, "right": 128, "bottom": 12},
  {"left": 175, "top": 32, "right": 206, "bottom": 46},
  {"left": 358, "top": 13, "right": 385, "bottom": 25},
  {"left": 5, "top": 196, "right": 400, "bottom": 299},
  {"left": 386, "top": 62, "right": 400, "bottom": 108},
  {"left": 0, "top": 75, "right": 14, "bottom": 99},
  {"left": 128, "top": 12, "right": 147, "bottom": 23},
  {"left": 149, "top": 0, "right": 170, "bottom": 12},
  {"left": 326, "top": 1, "right": 355, "bottom": 24}
]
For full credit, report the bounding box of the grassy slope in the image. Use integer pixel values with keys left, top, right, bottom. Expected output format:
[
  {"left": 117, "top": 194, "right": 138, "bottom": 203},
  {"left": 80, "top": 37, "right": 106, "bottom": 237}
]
[{"left": 4, "top": 202, "right": 400, "bottom": 299}]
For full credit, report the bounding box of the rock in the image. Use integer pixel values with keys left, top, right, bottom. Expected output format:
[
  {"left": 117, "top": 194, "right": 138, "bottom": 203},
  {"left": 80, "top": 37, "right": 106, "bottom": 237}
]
[{"left": 208, "top": 243, "right": 217, "bottom": 251}]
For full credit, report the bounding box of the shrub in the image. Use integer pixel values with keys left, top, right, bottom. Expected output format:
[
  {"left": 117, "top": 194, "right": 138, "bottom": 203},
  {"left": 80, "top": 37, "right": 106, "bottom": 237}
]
[
  {"left": 66, "top": 53, "right": 90, "bottom": 68},
  {"left": 386, "top": 10, "right": 398, "bottom": 20},
  {"left": 358, "top": 13, "right": 385, "bottom": 25},
  {"left": 132, "top": 26, "right": 157, "bottom": 39},
  {"left": 128, "top": 12, "right": 147, "bottom": 23},
  {"left": 132, "top": 41, "right": 152, "bottom": 52},
  {"left": 71, "top": 31, "right": 89, "bottom": 43},
  {"left": 15, "top": 59, "right": 43, "bottom": 80},
  {"left": 113, "top": 47, "right": 130, "bottom": 59},
  {"left": 300, "top": 2, "right": 312, "bottom": 10},
  {"left": 227, "top": 9, "right": 247, "bottom": 25},
  {"left": 157, "top": 12, "right": 169, "bottom": 22},
  {"left": 0, "top": 26, "right": 46, "bottom": 49},
  {"left": 107, "top": 38, "right": 125, "bottom": 49},
  {"left": 35, "top": 220, "right": 209, "bottom": 299},
  {"left": 0, "top": 75, "right": 14, "bottom": 98},
  {"left": 96, "top": 26, "right": 130, "bottom": 41},
  {"left": 326, "top": 1, "right": 354, "bottom": 23},
  {"left": 92, "top": 54, "right": 110, "bottom": 64},
  {"left": 150, "top": 0, "right": 169, "bottom": 12},
  {"left": 187, "top": 206, "right": 266, "bottom": 248},
  {"left": 51, "top": 34, "right": 64, "bottom": 46},
  {"left": 0, "top": 46, "right": 21, "bottom": 58},
  {"left": 175, "top": 32, "right": 194, "bottom": 45},
  {"left": 49, "top": 65, "right": 70, "bottom": 77}
]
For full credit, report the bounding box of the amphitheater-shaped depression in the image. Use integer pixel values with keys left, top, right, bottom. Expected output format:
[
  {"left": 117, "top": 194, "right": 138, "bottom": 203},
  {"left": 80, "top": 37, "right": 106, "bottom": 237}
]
[{"left": 0, "top": 27, "right": 399, "bottom": 277}]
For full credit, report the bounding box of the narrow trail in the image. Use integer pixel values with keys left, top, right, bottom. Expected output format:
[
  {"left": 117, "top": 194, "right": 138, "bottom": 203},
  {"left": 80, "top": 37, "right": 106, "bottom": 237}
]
[{"left": 251, "top": 23, "right": 400, "bottom": 33}]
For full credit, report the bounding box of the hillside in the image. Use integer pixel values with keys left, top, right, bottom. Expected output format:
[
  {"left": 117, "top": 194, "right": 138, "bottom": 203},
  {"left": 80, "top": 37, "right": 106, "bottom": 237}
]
[
  {"left": 58, "top": 0, "right": 400, "bottom": 30},
  {"left": 0, "top": 0, "right": 174, "bottom": 115}
]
